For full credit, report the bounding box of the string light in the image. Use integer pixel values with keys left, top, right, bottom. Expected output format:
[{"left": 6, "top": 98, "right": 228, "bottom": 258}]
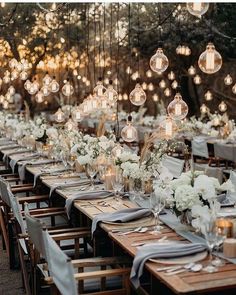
[
  {"left": 35, "top": 91, "right": 44, "bottom": 103},
  {"left": 62, "top": 79, "right": 74, "bottom": 97},
  {"left": 54, "top": 108, "right": 65, "bottom": 123},
  {"left": 198, "top": 43, "right": 222, "bottom": 74},
  {"left": 43, "top": 72, "right": 52, "bottom": 86},
  {"left": 150, "top": 48, "right": 169, "bottom": 73},
  {"left": 193, "top": 75, "right": 201, "bottom": 84},
  {"left": 164, "top": 88, "right": 171, "bottom": 97},
  {"left": 188, "top": 66, "right": 196, "bottom": 76},
  {"left": 171, "top": 80, "right": 178, "bottom": 89},
  {"left": 204, "top": 90, "right": 213, "bottom": 101},
  {"left": 232, "top": 84, "right": 236, "bottom": 94},
  {"left": 159, "top": 79, "right": 166, "bottom": 88},
  {"left": 93, "top": 78, "right": 106, "bottom": 97},
  {"left": 104, "top": 80, "right": 118, "bottom": 103},
  {"left": 168, "top": 71, "right": 175, "bottom": 80},
  {"left": 200, "top": 103, "right": 209, "bottom": 114},
  {"left": 219, "top": 101, "right": 227, "bottom": 112},
  {"left": 49, "top": 76, "right": 60, "bottom": 93},
  {"left": 153, "top": 94, "right": 159, "bottom": 101}
]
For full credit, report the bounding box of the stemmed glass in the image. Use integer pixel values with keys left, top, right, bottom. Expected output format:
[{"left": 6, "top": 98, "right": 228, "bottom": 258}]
[
  {"left": 149, "top": 192, "right": 166, "bottom": 235},
  {"left": 67, "top": 154, "right": 77, "bottom": 173},
  {"left": 86, "top": 163, "right": 97, "bottom": 190},
  {"left": 202, "top": 217, "right": 218, "bottom": 273},
  {"left": 212, "top": 222, "right": 227, "bottom": 267},
  {"left": 111, "top": 169, "right": 124, "bottom": 205}
]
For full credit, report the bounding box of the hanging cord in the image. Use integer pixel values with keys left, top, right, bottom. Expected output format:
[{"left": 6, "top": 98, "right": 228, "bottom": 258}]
[
  {"left": 102, "top": 3, "right": 106, "bottom": 79},
  {"left": 98, "top": 8, "right": 102, "bottom": 78},
  {"left": 109, "top": 4, "right": 113, "bottom": 74},
  {"left": 137, "top": 3, "right": 140, "bottom": 78},
  {"left": 93, "top": 5, "right": 96, "bottom": 85},
  {"left": 128, "top": 3, "right": 132, "bottom": 115},
  {"left": 115, "top": 3, "right": 120, "bottom": 139}
]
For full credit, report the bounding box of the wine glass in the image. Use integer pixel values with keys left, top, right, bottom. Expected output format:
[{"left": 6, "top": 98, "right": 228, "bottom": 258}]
[
  {"left": 202, "top": 217, "right": 218, "bottom": 273},
  {"left": 111, "top": 169, "right": 124, "bottom": 205},
  {"left": 86, "top": 163, "right": 97, "bottom": 190},
  {"left": 67, "top": 154, "right": 77, "bottom": 173},
  {"left": 149, "top": 192, "right": 166, "bottom": 235}
]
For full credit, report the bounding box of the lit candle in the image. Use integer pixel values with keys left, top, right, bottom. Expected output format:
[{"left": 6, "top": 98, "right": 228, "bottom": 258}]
[
  {"left": 155, "top": 57, "right": 163, "bottom": 69},
  {"left": 75, "top": 112, "right": 81, "bottom": 120},
  {"left": 175, "top": 103, "right": 182, "bottom": 116},
  {"left": 165, "top": 120, "right": 173, "bottom": 137},
  {"left": 104, "top": 170, "right": 115, "bottom": 190},
  {"left": 216, "top": 219, "right": 233, "bottom": 238},
  {"left": 206, "top": 51, "right": 215, "bottom": 70},
  {"left": 126, "top": 127, "right": 133, "bottom": 139}
]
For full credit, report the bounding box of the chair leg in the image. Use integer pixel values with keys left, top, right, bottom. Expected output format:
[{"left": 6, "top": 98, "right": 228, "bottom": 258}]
[
  {"left": 0, "top": 208, "right": 9, "bottom": 256},
  {"left": 17, "top": 241, "right": 31, "bottom": 295}
]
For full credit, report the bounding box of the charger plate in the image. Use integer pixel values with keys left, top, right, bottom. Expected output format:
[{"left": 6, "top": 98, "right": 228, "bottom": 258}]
[{"left": 149, "top": 250, "right": 208, "bottom": 265}]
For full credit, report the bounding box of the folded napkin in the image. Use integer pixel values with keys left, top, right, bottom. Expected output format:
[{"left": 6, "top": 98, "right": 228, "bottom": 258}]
[
  {"left": 92, "top": 207, "right": 152, "bottom": 235},
  {"left": 10, "top": 153, "right": 39, "bottom": 172},
  {"left": 18, "top": 159, "right": 56, "bottom": 181},
  {"left": 33, "top": 167, "right": 71, "bottom": 187},
  {"left": 65, "top": 190, "right": 113, "bottom": 217},
  {"left": 49, "top": 179, "right": 90, "bottom": 198},
  {"left": 3, "top": 148, "right": 31, "bottom": 162},
  {"left": 130, "top": 242, "right": 207, "bottom": 289},
  {"left": 0, "top": 144, "right": 19, "bottom": 151}
]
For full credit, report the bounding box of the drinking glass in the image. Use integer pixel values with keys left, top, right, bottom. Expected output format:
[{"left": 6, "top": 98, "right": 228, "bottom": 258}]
[
  {"left": 86, "top": 163, "right": 97, "bottom": 190},
  {"left": 203, "top": 218, "right": 218, "bottom": 273},
  {"left": 149, "top": 192, "right": 166, "bottom": 235},
  {"left": 67, "top": 154, "right": 77, "bottom": 172},
  {"left": 212, "top": 224, "right": 227, "bottom": 267},
  {"left": 111, "top": 169, "right": 124, "bottom": 205}
]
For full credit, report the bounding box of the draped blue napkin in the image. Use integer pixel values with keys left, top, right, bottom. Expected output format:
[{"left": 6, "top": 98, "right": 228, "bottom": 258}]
[
  {"left": 9, "top": 153, "right": 39, "bottom": 172},
  {"left": 130, "top": 242, "right": 207, "bottom": 289},
  {"left": 65, "top": 190, "right": 113, "bottom": 217},
  {"left": 3, "top": 148, "right": 29, "bottom": 162},
  {"left": 49, "top": 179, "right": 90, "bottom": 198},
  {"left": 33, "top": 167, "right": 71, "bottom": 187},
  {"left": 91, "top": 207, "right": 152, "bottom": 235}
]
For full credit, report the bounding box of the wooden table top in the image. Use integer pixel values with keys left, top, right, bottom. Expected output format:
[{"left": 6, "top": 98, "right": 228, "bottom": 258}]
[{"left": 2, "top": 147, "right": 236, "bottom": 294}]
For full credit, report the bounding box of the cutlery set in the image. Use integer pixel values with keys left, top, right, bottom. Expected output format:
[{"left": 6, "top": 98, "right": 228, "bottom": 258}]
[{"left": 156, "top": 262, "right": 203, "bottom": 275}]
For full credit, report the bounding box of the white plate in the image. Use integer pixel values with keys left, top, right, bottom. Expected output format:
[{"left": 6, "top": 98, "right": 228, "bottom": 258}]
[{"left": 149, "top": 250, "right": 208, "bottom": 265}]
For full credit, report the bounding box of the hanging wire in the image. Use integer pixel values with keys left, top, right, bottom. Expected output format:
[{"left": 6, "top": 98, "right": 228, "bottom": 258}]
[
  {"left": 137, "top": 3, "right": 140, "bottom": 78},
  {"left": 93, "top": 5, "right": 96, "bottom": 85},
  {"left": 115, "top": 3, "right": 120, "bottom": 139},
  {"left": 102, "top": 3, "right": 106, "bottom": 79},
  {"left": 128, "top": 3, "right": 132, "bottom": 115},
  {"left": 98, "top": 7, "right": 102, "bottom": 78},
  {"left": 109, "top": 4, "right": 113, "bottom": 74}
]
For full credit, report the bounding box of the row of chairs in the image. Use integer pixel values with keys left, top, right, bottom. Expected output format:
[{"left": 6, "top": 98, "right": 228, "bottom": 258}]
[{"left": 0, "top": 165, "right": 132, "bottom": 295}]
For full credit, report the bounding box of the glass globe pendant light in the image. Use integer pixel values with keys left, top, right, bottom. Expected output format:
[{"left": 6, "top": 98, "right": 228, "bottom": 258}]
[
  {"left": 219, "top": 101, "right": 227, "bottom": 112},
  {"left": 121, "top": 115, "right": 138, "bottom": 143},
  {"left": 186, "top": 2, "right": 209, "bottom": 17},
  {"left": 200, "top": 103, "right": 209, "bottom": 114},
  {"left": 9, "top": 58, "right": 18, "bottom": 69},
  {"left": 3, "top": 75, "right": 10, "bottom": 84},
  {"left": 150, "top": 47, "right": 169, "bottom": 73},
  {"left": 41, "top": 85, "right": 50, "bottom": 97},
  {"left": 8, "top": 86, "right": 15, "bottom": 95},
  {"left": 198, "top": 43, "right": 222, "bottom": 74},
  {"left": 62, "top": 79, "right": 74, "bottom": 97},
  {"left": 232, "top": 84, "right": 236, "bottom": 94},
  {"left": 224, "top": 74, "right": 233, "bottom": 86},
  {"left": 104, "top": 80, "right": 118, "bottom": 102},
  {"left": 65, "top": 118, "right": 77, "bottom": 131},
  {"left": 194, "top": 75, "right": 201, "bottom": 84},
  {"left": 54, "top": 108, "right": 65, "bottom": 123},
  {"left": 204, "top": 90, "right": 213, "bottom": 101},
  {"left": 171, "top": 80, "right": 178, "bottom": 89},
  {"left": 43, "top": 72, "right": 52, "bottom": 86},
  {"left": 11, "top": 69, "right": 19, "bottom": 80},
  {"left": 20, "top": 71, "right": 28, "bottom": 80},
  {"left": 129, "top": 80, "right": 146, "bottom": 106},
  {"left": 188, "top": 66, "right": 196, "bottom": 76},
  {"left": 28, "top": 79, "right": 39, "bottom": 95},
  {"left": 164, "top": 88, "right": 171, "bottom": 97},
  {"left": 159, "top": 79, "right": 166, "bottom": 88},
  {"left": 35, "top": 91, "right": 44, "bottom": 103},
  {"left": 167, "top": 92, "right": 188, "bottom": 120},
  {"left": 72, "top": 106, "right": 83, "bottom": 122},
  {"left": 160, "top": 116, "right": 177, "bottom": 139},
  {"left": 93, "top": 77, "right": 106, "bottom": 97},
  {"left": 49, "top": 76, "right": 60, "bottom": 93}
]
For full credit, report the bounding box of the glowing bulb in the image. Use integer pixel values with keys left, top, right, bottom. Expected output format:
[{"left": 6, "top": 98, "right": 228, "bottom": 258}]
[
  {"left": 160, "top": 117, "right": 177, "bottom": 139},
  {"left": 148, "top": 83, "right": 154, "bottom": 91},
  {"left": 164, "top": 88, "right": 171, "bottom": 97},
  {"left": 104, "top": 81, "right": 118, "bottom": 102},
  {"left": 171, "top": 80, "right": 178, "bottom": 89},
  {"left": 198, "top": 43, "right": 222, "bottom": 74},
  {"left": 153, "top": 94, "right": 159, "bottom": 101},
  {"left": 1, "top": 2, "right": 5, "bottom": 8},
  {"left": 65, "top": 118, "right": 76, "bottom": 131},
  {"left": 232, "top": 84, "right": 236, "bottom": 94},
  {"left": 11, "top": 69, "right": 19, "bottom": 80},
  {"left": 62, "top": 80, "right": 74, "bottom": 97},
  {"left": 224, "top": 74, "right": 233, "bottom": 86},
  {"left": 167, "top": 92, "right": 188, "bottom": 120},
  {"left": 54, "top": 108, "right": 65, "bottom": 123},
  {"left": 41, "top": 86, "right": 50, "bottom": 97},
  {"left": 49, "top": 78, "right": 60, "bottom": 93},
  {"left": 24, "top": 79, "right": 31, "bottom": 91},
  {"left": 72, "top": 107, "right": 82, "bottom": 122},
  {"left": 8, "top": 86, "right": 15, "bottom": 95},
  {"left": 200, "top": 103, "right": 209, "bottom": 114},
  {"left": 146, "top": 70, "right": 152, "bottom": 78},
  {"left": 9, "top": 58, "right": 18, "bottom": 69},
  {"left": 168, "top": 71, "right": 175, "bottom": 80},
  {"left": 43, "top": 73, "right": 52, "bottom": 86},
  {"left": 123, "top": 93, "right": 128, "bottom": 100},
  {"left": 159, "top": 79, "right": 166, "bottom": 88},
  {"left": 121, "top": 117, "right": 138, "bottom": 143},
  {"left": 0, "top": 95, "right": 4, "bottom": 103},
  {"left": 204, "top": 90, "right": 213, "bottom": 101},
  {"left": 186, "top": 2, "right": 209, "bottom": 17},
  {"left": 142, "top": 82, "right": 147, "bottom": 90},
  {"left": 20, "top": 71, "right": 28, "bottom": 80},
  {"left": 3, "top": 100, "right": 8, "bottom": 109},
  {"left": 150, "top": 48, "right": 169, "bottom": 73},
  {"left": 93, "top": 79, "right": 106, "bottom": 97},
  {"left": 3, "top": 75, "right": 10, "bottom": 84},
  {"left": 28, "top": 80, "right": 39, "bottom": 95},
  {"left": 35, "top": 91, "right": 44, "bottom": 103},
  {"left": 129, "top": 83, "right": 146, "bottom": 106},
  {"left": 188, "top": 66, "right": 196, "bottom": 76},
  {"left": 219, "top": 101, "right": 227, "bottom": 112},
  {"left": 194, "top": 75, "right": 201, "bottom": 84}
]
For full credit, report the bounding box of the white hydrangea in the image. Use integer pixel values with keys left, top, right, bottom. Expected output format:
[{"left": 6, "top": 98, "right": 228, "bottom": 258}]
[{"left": 175, "top": 185, "right": 200, "bottom": 211}]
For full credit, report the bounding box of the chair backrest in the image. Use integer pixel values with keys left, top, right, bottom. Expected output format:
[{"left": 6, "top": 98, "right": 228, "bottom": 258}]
[
  {"left": 191, "top": 137, "right": 209, "bottom": 158},
  {"left": 194, "top": 163, "right": 223, "bottom": 184},
  {"left": 9, "top": 192, "right": 26, "bottom": 235},
  {"left": 162, "top": 156, "right": 185, "bottom": 178},
  {"left": 25, "top": 213, "right": 47, "bottom": 258},
  {"left": 43, "top": 230, "right": 77, "bottom": 295},
  {"left": 0, "top": 177, "right": 11, "bottom": 207}
]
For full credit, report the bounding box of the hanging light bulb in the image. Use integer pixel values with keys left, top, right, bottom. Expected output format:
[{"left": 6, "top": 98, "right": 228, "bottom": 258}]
[
  {"left": 142, "top": 82, "right": 147, "bottom": 90},
  {"left": 104, "top": 80, "right": 118, "bottom": 102},
  {"left": 219, "top": 101, "right": 227, "bottom": 112},
  {"left": 24, "top": 79, "right": 31, "bottom": 91},
  {"left": 41, "top": 85, "right": 50, "bottom": 97},
  {"left": 148, "top": 83, "right": 154, "bottom": 91},
  {"left": 224, "top": 74, "right": 233, "bottom": 86},
  {"left": 193, "top": 75, "right": 201, "bottom": 84},
  {"left": 0, "top": 78, "right": 2, "bottom": 87},
  {"left": 35, "top": 91, "right": 44, "bottom": 103},
  {"left": 171, "top": 80, "right": 178, "bottom": 89},
  {"left": 20, "top": 71, "right": 28, "bottom": 80},
  {"left": 198, "top": 43, "right": 222, "bottom": 74},
  {"left": 164, "top": 88, "right": 171, "bottom": 97},
  {"left": 0, "top": 95, "right": 4, "bottom": 104},
  {"left": 43, "top": 72, "right": 52, "bottom": 86},
  {"left": 11, "top": 69, "right": 19, "bottom": 80},
  {"left": 204, "top": 90, "right": 213, "bottom": 101},
  {"left": 232, "top": 84, "right": 236, "bottom": 94},
  {"left": 3, "top": 75, "right": 10, "bottom": 84},
  {"left": 200, "top": 103, "right": 209, "bottom": 114},
  {"left": 123, "top": 93, "right": 128, "bottom": 100},
  {"left": 146, "top": 70, "right": 152, "bottom": 78},
  {"left": 8, "top": 86, "right": 15, "bottom": 95},
  {"left": 150, "top": 48, "right": 169, "bottom": 73},
  {"left": 121, "top": 115, "right": 138, "bottom": 143},
  {"left": 186, "top": 2, "right": 209, "bottom": 17},
  {"left": 28, "top": 79, "right": 39, "bottom": 95},
  {"left": 159, "top": 79, "right": 166, "bottom": 88},
  {"left": 9, "top": 58, "right": 18, "bottom": 69},
  {"left": 54, "top": 108, "right": 65, "bottom": 123},
  {"left": 184, "top": 46, "right": 191, "bottom": 56},
  {"left": 129, "top": 80, "right": 146, "bottom": 106},
  {"left": 168, "top": 71, "right": 175, "bottom": 80},
  {"left": 49, "top": 76, "right": 60, "bottom": 93},
  {"left": 93, "top": 77, "right": 106, "bottom": 97},
  {"left": 188, "top": 66, "right": 196, "bottom": 76},
  {"left": 62, "top": 79, "right": 74, "bottom": 97},
  {"left": 160, "top": 116, "right": 177, "bottom": 139},
  {"left": 91, "top": 95, "right": 98, "bottom": 109},
  {"left": 153, "top": 94, "right": 159, "bottom": 101},
  {"left": 65, "top": 118, "right": 77, "bottom": 131},
  {"left": 167, "top": 92, "right": 188, "bottom": 120},
  {"left": 5, "top": 92, "right": 13, "bottom": 103},
  {"left": 72, "top": 107, "right": 83, "bottom": 122}
]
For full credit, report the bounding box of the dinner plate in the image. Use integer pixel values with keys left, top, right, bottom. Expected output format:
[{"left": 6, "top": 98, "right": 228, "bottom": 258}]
[
  {"left": 102, "top": 216, "right": 155, "bottom": 227},
  {"left": 149, "top": 250, "right": 208, "bottom": 265}
]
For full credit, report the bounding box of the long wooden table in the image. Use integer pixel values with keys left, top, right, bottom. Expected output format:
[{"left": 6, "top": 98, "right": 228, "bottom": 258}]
[{"left": 1, "top": 144, "right": 236, "bottom": 294}]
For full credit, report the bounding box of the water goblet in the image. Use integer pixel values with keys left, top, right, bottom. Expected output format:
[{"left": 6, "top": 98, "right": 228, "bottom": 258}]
[
  {"left": 149, "top": 192, "right": 166, "bottom": 235},
  {"left": 86, "top": 163, "right": 97, "bottom": 190},
  {"left": 111, "top": 169, "right": 124, "bottom": 206}
]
